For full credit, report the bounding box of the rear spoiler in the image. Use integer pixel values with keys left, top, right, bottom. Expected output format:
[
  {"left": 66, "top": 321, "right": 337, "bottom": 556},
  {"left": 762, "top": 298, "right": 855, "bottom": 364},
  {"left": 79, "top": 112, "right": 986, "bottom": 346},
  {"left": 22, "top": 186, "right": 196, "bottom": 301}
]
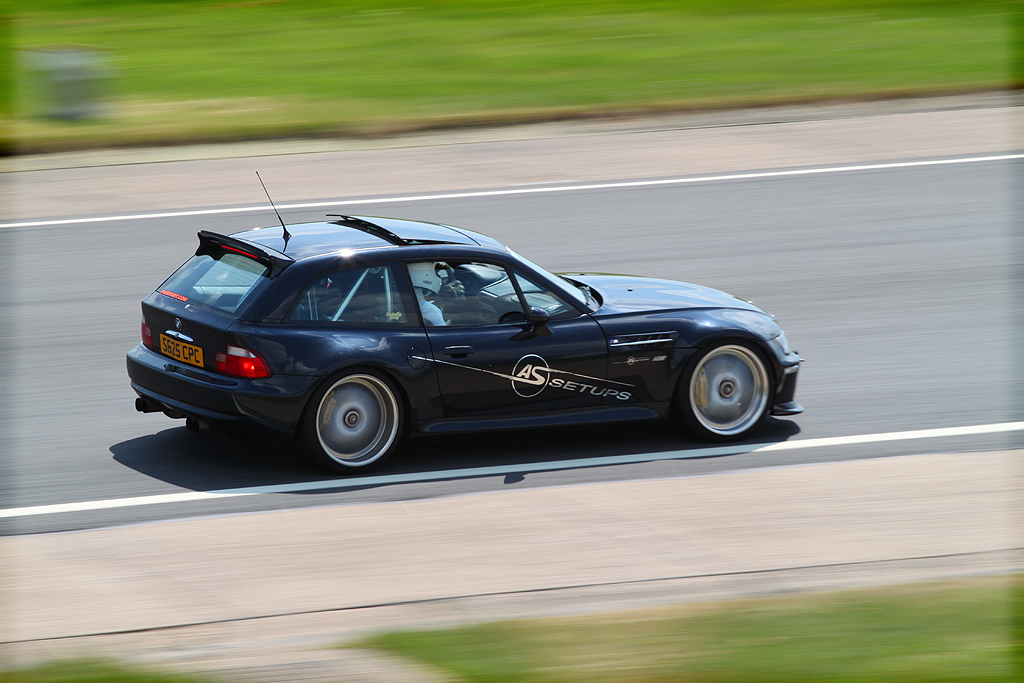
[{"left": 196, "top": 231, "right": 293, "bottom": 278}]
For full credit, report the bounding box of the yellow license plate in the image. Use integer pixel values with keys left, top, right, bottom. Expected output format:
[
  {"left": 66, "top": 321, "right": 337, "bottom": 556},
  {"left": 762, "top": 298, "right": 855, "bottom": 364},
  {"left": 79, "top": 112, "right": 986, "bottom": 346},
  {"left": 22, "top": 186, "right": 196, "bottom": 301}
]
[{"left": 160, "top": 335, "right": 204, "bottom": 368}]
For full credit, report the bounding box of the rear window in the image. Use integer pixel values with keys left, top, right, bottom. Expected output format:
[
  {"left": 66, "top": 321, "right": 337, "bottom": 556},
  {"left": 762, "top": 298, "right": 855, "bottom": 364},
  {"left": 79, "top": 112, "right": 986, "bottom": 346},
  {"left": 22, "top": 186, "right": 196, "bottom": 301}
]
[{"left": 158, "top": 252, "right": 269, "bottom": 315}]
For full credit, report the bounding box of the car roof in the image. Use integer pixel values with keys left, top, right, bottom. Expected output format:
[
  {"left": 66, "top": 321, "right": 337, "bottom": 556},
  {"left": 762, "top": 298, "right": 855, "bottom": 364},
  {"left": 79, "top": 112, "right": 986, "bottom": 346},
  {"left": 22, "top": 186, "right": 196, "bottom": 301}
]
[{"left": 234, "top": 216, "right": 504, "bottom": 259}]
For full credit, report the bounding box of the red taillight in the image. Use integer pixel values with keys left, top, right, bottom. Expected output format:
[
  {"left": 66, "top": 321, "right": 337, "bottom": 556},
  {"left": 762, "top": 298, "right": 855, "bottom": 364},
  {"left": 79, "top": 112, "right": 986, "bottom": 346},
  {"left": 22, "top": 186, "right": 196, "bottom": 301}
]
[
  {"left": 215, "top": 345, "right": 271, "bottom": 379},
  {"left": 142, "top": 315, "right": 154, "bottom": 349}
]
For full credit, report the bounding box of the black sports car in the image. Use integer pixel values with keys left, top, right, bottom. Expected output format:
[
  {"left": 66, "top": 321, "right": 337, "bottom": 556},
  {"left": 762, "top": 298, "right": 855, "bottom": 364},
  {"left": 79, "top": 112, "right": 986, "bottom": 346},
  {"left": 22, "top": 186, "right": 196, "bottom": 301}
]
[{"left": 127, "top": 215, "right": 802, "bottom": 473}]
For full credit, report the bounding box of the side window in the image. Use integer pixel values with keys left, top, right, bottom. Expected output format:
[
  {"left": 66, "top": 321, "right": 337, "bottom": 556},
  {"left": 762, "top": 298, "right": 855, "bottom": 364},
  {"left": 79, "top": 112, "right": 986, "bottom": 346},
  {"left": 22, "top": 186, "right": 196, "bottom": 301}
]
[
  {"left": 288, "top": 263, "right": 409, "bottom": 325},
  {"left": 407, "top": 261, "right": 523, "bottom": 327},
  {"left": 512, "top": 270, "right": 580, "bottom": 321}
]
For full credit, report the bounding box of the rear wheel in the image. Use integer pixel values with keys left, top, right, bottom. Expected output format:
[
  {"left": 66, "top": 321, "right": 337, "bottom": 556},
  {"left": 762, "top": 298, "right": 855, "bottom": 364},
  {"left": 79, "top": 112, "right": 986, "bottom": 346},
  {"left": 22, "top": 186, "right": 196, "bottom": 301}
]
[
  {"left": 677, "top": 341, "right": 773, "bottom": 441},
  {"left": 303, "top": 370, "right": 403, "bottom": 473}
]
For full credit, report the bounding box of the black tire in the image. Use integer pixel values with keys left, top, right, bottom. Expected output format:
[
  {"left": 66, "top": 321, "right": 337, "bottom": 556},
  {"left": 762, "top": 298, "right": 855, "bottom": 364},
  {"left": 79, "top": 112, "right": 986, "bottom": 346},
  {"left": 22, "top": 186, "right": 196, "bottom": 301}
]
[
  {"left": 302, "top": 369, "right": 404, "bottom": 473},
  {"left": 675, "top": 340, "right": 774, "bottom": 442}
]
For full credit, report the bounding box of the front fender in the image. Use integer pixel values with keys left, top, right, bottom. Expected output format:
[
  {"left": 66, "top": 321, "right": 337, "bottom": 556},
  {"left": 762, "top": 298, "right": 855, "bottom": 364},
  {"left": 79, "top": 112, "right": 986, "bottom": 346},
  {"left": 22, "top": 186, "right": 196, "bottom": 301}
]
[
  {"left": 668, "top": 308, "right": 782, "bottom": 347},
  {"left": 596, "top": 308, "right": 790, "bottom": 404}
]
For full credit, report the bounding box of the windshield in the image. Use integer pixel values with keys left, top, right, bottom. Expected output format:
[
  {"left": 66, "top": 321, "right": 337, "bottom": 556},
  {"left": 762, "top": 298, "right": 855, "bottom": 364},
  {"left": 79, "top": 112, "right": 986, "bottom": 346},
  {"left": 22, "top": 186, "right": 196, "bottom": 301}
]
[{"left": 507, "top": 249, "right": 593, "bottom": 309}]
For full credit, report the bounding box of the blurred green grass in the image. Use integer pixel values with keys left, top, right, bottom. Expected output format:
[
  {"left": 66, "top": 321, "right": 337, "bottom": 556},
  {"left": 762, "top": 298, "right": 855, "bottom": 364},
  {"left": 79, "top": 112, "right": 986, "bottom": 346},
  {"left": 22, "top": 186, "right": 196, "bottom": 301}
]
[
  {"left": 356, "top": 576, "right": 1017, "bottom": 683},
  {"left": 0, "top": 659, "right": 212, "bottom": 683},
  {"left": 0, "top": 1, "right": 12, "bottom": 155},
  {"left": 6, "top": 1, "right": 1017, "bottom": 150}
]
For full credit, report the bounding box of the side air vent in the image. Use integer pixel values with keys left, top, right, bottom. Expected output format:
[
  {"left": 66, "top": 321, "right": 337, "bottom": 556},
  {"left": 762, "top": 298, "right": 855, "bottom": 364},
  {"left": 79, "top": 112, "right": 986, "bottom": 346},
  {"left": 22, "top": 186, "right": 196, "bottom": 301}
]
[{"left": 607, "top": 332, "right": 678, "bottom": 349}]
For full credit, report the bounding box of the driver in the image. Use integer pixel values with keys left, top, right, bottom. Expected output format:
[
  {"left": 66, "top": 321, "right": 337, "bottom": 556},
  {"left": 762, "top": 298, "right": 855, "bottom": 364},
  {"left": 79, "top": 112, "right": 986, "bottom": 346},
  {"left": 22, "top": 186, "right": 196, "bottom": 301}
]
[{"left": 408, "top": 262, "right": 448, "bottom": 326}]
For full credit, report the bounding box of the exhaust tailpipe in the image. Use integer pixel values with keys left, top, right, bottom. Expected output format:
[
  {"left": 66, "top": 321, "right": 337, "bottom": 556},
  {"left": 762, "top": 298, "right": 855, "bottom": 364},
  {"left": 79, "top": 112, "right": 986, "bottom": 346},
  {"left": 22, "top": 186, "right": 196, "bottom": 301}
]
[
  {"left": 136, "top": 397, "right": 187, "bottom": 420},
  {"left": 135, "top": 397, "right": 162, "bottom": 414},
  {"left": 185, "top": 417, "right": 211, "bottom": 434}
]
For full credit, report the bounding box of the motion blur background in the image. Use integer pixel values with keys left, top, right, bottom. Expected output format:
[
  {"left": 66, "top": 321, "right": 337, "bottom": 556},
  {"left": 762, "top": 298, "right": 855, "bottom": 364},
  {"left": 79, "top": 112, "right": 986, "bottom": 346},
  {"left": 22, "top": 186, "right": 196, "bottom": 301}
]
[
  {"left": 0, "top": 0, "right": 1016, "bottom": 152},
  {"left": 0, "top": 1, "right": 1021, "bottom": 681}
]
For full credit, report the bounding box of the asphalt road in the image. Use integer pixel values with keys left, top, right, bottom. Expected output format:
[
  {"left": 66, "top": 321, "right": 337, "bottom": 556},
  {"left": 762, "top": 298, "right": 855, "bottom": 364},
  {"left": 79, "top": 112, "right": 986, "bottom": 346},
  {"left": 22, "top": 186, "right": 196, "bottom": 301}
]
[{"left": 2, "top": 117, "right": 1021, "bottom": 536}]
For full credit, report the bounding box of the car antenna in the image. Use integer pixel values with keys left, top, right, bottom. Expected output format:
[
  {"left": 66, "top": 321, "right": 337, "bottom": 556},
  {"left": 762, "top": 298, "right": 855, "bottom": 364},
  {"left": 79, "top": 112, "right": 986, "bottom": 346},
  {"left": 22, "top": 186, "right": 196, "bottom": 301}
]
[{"left": 256, "top": 171, "right": 291, "bottom": 251}]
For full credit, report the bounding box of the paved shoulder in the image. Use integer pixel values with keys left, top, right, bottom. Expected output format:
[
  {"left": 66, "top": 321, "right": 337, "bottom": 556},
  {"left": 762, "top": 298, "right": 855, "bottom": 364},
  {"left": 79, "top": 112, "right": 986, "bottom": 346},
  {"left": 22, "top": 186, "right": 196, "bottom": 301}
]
[
  {"left": 2, "top": 450, "right": 1018, "bottom": 680},
  {"left": 3, "top": 93, "right": 1016, "bottom": 221}
]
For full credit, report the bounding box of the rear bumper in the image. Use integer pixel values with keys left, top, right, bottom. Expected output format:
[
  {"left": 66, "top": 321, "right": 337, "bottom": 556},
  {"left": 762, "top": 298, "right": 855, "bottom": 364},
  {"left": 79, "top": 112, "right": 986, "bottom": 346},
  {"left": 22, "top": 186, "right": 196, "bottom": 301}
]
[
  {"left": 126, "top": 343, "right": 318, "bottom": 434},
  {"left": 132, "top": 383, "right": 242, "bottom": 422}
]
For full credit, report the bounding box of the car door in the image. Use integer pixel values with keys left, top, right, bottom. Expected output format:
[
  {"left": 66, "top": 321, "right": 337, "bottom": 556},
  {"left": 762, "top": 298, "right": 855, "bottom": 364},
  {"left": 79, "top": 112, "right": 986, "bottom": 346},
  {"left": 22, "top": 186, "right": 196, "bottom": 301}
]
[{"left": 408, "top": 259, "right": 620, "bottom": 417}]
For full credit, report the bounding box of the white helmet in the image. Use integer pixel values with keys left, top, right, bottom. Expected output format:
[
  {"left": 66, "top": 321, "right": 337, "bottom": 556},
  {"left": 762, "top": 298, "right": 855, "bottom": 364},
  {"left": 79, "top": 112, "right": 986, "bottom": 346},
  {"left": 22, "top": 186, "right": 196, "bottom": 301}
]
[{"left": 408, "top": 262, "right": 444, "bottom": 295}]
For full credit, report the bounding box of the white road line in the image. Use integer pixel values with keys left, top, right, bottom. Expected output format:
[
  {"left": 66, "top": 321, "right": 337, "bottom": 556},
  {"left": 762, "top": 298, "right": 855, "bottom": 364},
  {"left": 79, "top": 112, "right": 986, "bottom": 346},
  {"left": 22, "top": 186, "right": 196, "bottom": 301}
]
[
  {"left": 3, "top": 421, "right": 1022, "bottom": 520},
  {"left": 2, "top": 154, "right": 1021, "bottom": 230}
]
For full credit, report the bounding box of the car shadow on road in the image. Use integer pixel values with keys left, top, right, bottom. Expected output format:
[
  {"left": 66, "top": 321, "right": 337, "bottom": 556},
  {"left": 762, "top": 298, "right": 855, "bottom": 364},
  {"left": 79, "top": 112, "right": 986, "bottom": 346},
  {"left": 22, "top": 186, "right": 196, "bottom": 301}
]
[{"left": 110, "top": 417, "right": 801, "bottom": 494}]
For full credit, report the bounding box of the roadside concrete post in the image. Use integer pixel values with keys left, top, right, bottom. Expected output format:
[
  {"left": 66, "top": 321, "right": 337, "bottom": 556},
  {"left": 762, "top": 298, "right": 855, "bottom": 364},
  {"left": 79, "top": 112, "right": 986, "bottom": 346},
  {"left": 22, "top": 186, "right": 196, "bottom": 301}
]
[{"left": 21, "top": 44, "right": 112, "bottom": 121}]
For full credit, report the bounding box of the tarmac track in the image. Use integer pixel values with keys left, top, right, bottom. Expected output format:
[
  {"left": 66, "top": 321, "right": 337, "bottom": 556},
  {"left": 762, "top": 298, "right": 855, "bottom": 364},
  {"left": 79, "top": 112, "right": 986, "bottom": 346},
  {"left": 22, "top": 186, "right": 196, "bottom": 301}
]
[
  {"left": 1, "top": 108, "right": 1021, "bottom": 533},
  {"left": 0, "top": 96, "right": 1021, "bottom": 679}
]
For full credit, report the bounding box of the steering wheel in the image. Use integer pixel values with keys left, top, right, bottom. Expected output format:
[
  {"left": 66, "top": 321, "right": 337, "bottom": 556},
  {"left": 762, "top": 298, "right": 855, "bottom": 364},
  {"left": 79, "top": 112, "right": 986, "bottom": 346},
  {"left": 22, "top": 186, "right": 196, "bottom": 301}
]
[{"left": 435, "top": 263, "right": 455, "bottom": 281}]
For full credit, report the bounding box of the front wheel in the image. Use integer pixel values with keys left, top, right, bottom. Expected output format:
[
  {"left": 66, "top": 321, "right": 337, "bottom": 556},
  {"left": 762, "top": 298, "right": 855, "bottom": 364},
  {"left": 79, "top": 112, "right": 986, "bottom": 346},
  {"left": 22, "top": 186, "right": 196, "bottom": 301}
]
[
  {"left": 677, "top": 342, "right": 773, "bottom": 441},
  {"left": 302, "top": 370, "right": 404, "bottom": 473}
]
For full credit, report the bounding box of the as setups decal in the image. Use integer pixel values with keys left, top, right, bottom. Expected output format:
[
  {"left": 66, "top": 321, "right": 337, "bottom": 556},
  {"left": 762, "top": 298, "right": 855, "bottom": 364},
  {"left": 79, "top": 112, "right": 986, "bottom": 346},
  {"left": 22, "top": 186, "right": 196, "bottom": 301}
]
[
  {"left": 511, "top": 354, "right": 550, "bottom": 398},
  {"left": 511, "top": 354, "right": 632, "bottom": 401}
]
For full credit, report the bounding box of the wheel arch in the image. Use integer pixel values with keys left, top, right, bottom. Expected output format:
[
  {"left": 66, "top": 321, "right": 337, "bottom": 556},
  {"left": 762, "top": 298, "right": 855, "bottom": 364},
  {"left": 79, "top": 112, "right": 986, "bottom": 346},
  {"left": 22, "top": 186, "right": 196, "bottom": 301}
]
[
  {"left": 300, "top": 360, "right": 413, "bottom": 429},
  {"left": 661, "top": 308, "right": 785, "bottom": 387},
  {"left": 683, "top": 331, "right": 778, "bottom": 386}
]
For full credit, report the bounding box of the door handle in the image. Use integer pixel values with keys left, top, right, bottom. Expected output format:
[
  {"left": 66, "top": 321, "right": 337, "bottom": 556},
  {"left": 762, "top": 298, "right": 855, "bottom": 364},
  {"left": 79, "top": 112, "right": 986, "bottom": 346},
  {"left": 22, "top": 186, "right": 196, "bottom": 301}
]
[{"left": 443, "top": 345, "right": 474, "bottom": 358}]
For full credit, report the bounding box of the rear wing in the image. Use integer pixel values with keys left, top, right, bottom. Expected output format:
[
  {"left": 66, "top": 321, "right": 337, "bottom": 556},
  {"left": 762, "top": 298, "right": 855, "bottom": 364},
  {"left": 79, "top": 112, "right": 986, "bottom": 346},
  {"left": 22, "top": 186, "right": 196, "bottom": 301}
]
[{"left": 196, "top": 231, "right": 293, "bottom": 278}]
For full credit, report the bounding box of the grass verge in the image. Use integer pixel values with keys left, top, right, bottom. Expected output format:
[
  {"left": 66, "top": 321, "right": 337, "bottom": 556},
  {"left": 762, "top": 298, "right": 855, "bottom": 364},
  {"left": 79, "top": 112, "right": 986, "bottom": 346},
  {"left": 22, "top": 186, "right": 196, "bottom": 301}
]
[
  {"left": 0, "top": 659, "right": 211, "bottom": 683},
  {"left": 7, "top": 1, "right": 1017, "bottom": 151},
  {"left": 354, "top": 576, "right": 1018, "bottom": 683}
]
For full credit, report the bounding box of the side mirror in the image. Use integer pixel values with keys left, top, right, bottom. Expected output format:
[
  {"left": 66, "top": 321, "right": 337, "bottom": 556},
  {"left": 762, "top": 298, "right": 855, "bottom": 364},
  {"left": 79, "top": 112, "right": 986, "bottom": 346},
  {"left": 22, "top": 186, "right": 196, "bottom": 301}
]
[{"left": 528, "top": 306, "right": 551, "bottom": 336}]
